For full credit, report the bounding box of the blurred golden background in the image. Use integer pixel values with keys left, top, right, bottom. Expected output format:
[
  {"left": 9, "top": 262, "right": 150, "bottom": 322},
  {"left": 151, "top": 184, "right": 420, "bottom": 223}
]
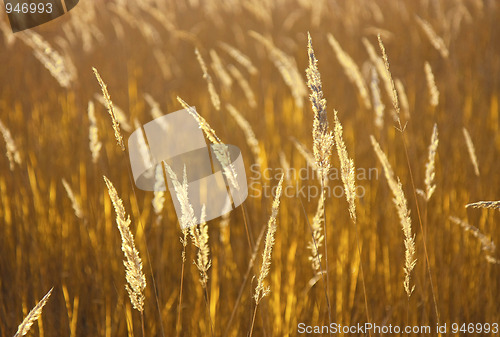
[{"left": 0, "top": 0, "right": 499, "bottom": 336}]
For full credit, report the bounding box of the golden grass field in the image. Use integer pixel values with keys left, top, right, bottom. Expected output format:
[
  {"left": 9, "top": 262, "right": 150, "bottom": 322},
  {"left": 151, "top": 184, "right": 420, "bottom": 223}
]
[{"left": 1, "top": 0, "right": 500, "bottom": 336}]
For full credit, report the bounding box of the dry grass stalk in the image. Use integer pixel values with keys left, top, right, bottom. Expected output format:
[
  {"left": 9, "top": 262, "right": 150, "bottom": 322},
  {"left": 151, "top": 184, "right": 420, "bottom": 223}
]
[
  {"left": 0, "top": 118, "right": 21, "bottom": 171},
  {"left": 333, "top": 110, "right": 357, "bottom": 222},
  {"left": 190, "top": 205, "right": 211, "bottom": 288},
  {"left": 424, "top": 62, "right": 439, "bottom": 107},
  {"left": 164, "top": 164, "right": 192, "bottom": 337},
  {"left": 292, "top": 138, "right": 316, "bottom": 171},
  {"left": 226, "top": 103, "right": 262, "bottom": 168},
  {"left": 327, "top": 33, "right": 371, "bottom": 109},
  {"left": 226, "top": 63, "right": 257, "bottom": 108},
  {"left": 308, "top": 195, "right": 324, "bottom": 274},
  {"left": 210, "top": 49, "right": 233, "bottom": 90},
  {"left": 423, "top": 124, "right": 439, "bottom": 201},
  {"left": 449, "top": 216, "right": 499, "bottom": 264},
  {"left": 306, "top": 32, "right": 334, "bottom": 183},
  {"left": 395, "top": 79, "right": 410, "bottom": 120},
  {"left": 249, "top": 31, "right": 307, "bottom": 108},
  {"left": 254, "top": 174, "right": 284, "bottom": 304},
  {"left": 377, "top": 35, "right": 401, "bottom": 119},
  {"left": 415, "top": 16, "right": 450, "bottom": 59},
  {"left": 371, "top": 136, "right": 416, "bottom": 298},
  {"left": 144, "top": 93, "right": 163, "bottom": 120},
  {"left": 92, "top": 68, "right": 126, "bottom": 151},
  {"left": 177, "top": 97, "right": 240, "bottom": 190},
  {"left": 177, "top": 97, "right": 221, "bottom": 145},
  {"left": 219, "top": 42, "right": 258, "bottom": 75},
  {"left": 466, "top": 201, "right": 500, "bottom": 210},
  {"left": 362, "top": 37, "right": 394, "bottom": 114},
  {"left": 370, "top": 67, "right": 385, "bottom": 130},
  {"left": 462, "top": 128, "right": 480, "bottom": 176},
  {"left": 163, "top": 163, "right": 197, "bottom": 230},
  {"left": 62, "top": 179, "right": 83, "bottom": 219},
  {"left": 279, "top": 151, "right": 291, "bottom": 182},
  {"left": 88, "top": 101, "right": 102, "bottom": 164},
  {"left": 195, "top": 48, "right": 221, "bottom": 111},
  {"left": 14, "top": 288, "right": 53, "bottom": 337},
  {"left": 397, "top": 178, "right": 417, "bottom": 297},
  {"left": 242, "top": 1, "right": 272, "bottom": 27},
  {"left": 94, "top": 93, "right": 132, "bottom": 132},
  {"left": 103, "top": 176, "right": 146, "bottom": 312},
  {"left": 19, "top": 31, "right": 74, "bottom": 88},
  {"left": 152, "top": 165, "right": 165, "bottom": 216}
]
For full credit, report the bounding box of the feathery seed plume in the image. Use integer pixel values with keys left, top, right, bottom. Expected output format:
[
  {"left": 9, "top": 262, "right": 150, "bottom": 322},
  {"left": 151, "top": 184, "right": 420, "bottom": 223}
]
[
  {"left": 190, "top": 205, "right": 211, "bottom": 288},
  {"left": 327, "top": 33, "right": 371, "bottom": 109},
  {"left": 93, "top": 68, "right": 126, "bottom": 151},
  {"left": 395, "top": 79, "right": 410, "bottom": 120},
  {"left": 88, "top": 101, "right": 102, "bottom": 163},
  {"left": 210, "top": 49, "right": 233, "bottom": 90},
  {"left": 250, "top": 31, "right": 307, "bottom": 108},
  {"left": 19, "top": 31, "right": 74, "bottom": 88},
  {"left": 14, "top": 288, "right": 53, "bottom": 337},
  {"left": 177, "top": 97, "right": 240, "bottom": 190},
  {"left": 423, "top": 124, "right": 439, "bottom": 201},
  {"left": 62, "top": 179, "right": 83, "bottom": 219},
  {"left": 226, "top": 103, "right": 262, "bottom": 168},
  {"left": 144, "top": 93, "right": 163, "bottom": 120},
  {"left": 371, "top": 67, "right": 385, "bottom": 130},
  {"left": 333, "top": 110, "right": 357, "bottom": 222},
  {"left": 195, "top": 48, "right": 221, "bottom": 111},
  {"left": 308, "top": 195, "right": 324, "bottom": 274},
  {"left": 377, "top": 35, "right": 401, "bottom": 119},
  {"left": 94, "top": 93, "right": 132, "bottom": 132},
  {"left": 226, "top": 63, "right": 257, "bottom": 108},
  {"left": 0, "top": 118, "right": 21, "bottom": 171},
  {"left": 371, "top": 136, "right": 416, "bottom": 298},
  {"left": 424, "top": 62, "right": 439, "bottom": 107},
  {"left": 450, "top": 216, "right": 499, "bottom": 264},
  {"left": 463, "top": 128, "right": 480, "bottom": 176},
  {"left": 306, "top": 32, "right": 334, "bottom": 183},
  {"left": 292, "top": 138, "right": 317, "bottom": 171},
  {"left": 219, "top": 42, "right": 258, "bottom": 75},
  {"left": 362, "top": 37, "right": 394, "bottom": 113},
  {"left": 254, "top": 174, "right": 284, "bottom": 304},
  {"left": 466, "top": 201, "right": 500, "bottom": 210},
  {"left": 163, "top": 163, "right": 197, "bottom": 230},
  {"left": 152, "top": 164, "right": 166, "bottom": 216},
  {"left": 104, "top": 176, "right": 146, "bottom": 312},
  {"left": 415, "top": 16, "right": 450, "bottom": 59}
]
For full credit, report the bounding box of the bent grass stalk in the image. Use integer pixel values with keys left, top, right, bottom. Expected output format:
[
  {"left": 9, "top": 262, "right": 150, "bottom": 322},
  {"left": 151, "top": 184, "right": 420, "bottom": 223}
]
[
  {"left": 14, "top": 288, "right": 53, "bottom": 337},
  {"left": 163, "top": 163, "right": 195, "bottom": 337},
  {"left": 0, "top": 118, "right": 22, "bottom": 171},
  {"left": 177, "top": 97, "right": 255, "bottom": 253},
  {"left": 449, "top": 216, "right": 499, "bottom": 264},
  {"left": 466, "top": 201, "right": 500, "bottom": 210},
  {"left": 88, "top": 100, "right": 102, "bottom": 164},
  {"left": 195, "top": 48, "right": 221, "bottom": 111},
  {"left": 306, "top": 32, "right": 334, "bottom": 329},
  {"left": 371, "top": 137, "right": 417, "bottom": 298},
  {"left": 92, "top": 67, "right": 125, "bottom": 151},
  {"left": 333, "top": 110, "right": 371, "bottom": 330},
  {"left": 104, "top": 175, "right": 146, "bottom": 336},
  {"left": 190, "top": 205, "right": 214, "bottom": 336},
  {"left": 463, "top": 128, "right": 480, "bottom": 176},
  {"left": 377, "top": 34, "right": 439, "bottom": 323},
  {"left": 249, "top": 174, "right": 284, "bottom": 337}
]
